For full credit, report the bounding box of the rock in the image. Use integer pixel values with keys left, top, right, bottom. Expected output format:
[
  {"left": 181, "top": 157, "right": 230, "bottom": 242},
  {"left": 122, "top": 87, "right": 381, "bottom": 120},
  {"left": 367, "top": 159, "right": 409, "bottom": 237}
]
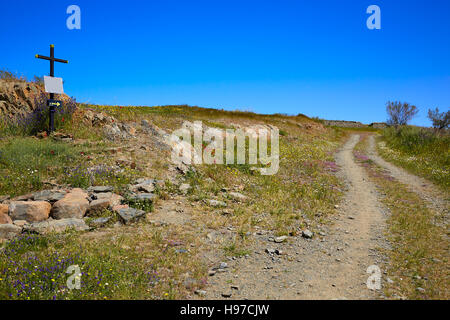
[
  {"left": 103, "top": 124, "right": 122, "bottom": 140},
  {"left": 33, "top": 190, "right": 67, "bottom": 202},
  {"left": 0, "top": 224, "right": 22, "bottom": 239},
  {"left": 108, "top": 194, "right": 124, "bottom": 207},
  {"left": 11, "top": 193, "right": 34, "bottom": 201},
  {"left": 221, "top": 291, "right": 232, "bottom": 298},
  {"left": 91, "top": 192, "right": 112, "bottom": 200},
  {"left": 88, "top": 199, "right": 110, "bottom": 212},
  {"left": 116, "top": 207, "right": 146, "bottom": 225},
  {"left": 13, "top": 220, "right": 28, "bottom": 227},
  {"left": 9, "top": 201, "right": 51, "bottom": 223},
  {"left": 0, "top": 205, "right": 12, "bottom": 224},
  {"left": 228, "top": 192, "right": 248, "bottom": 202},
  {"left": 51, "top": 189, "right": 89, "bottom": 219},
  {"left": 121, "top": 123, "right": 136, "bottom": 136},
  {"left": 219, "top": 262, "right": 228, "bottom": 269},
  {"left": 416, "top": 287, "right": 425, "bottom": 293},
  {"left": 88, "top": 186, "right": 113, "bottom": 193},
  {"left": 231, "top": 285, "right": 239, "bottom": 290},
  {"left": 0, "top": 204, "right": 8, "bottom": 216},
  {"left": 208, "top": 270, "right": 216, "bottom": 276},
  {"left": 23, "top": 218, "right": 89, "bottom": 234},
  {"left": 51, "top": 132, "right": 73, "bottom": 142},
  {"left": 194, "top": 290, "right": 207, "bottom": 297},
  {"left": 265, "top": 248, "right": 276, "bottom": 255},
  {"left": 112, "top": 204, "right": 129, "bottom": 213},
  {"left": 91, "top": 193, "right": 123, "bottom": 207},
  {"left": 179, "top": 183, "right": 191, "bottom": 195},
  {"left": 135, "top": 178, "right": 156, "bottom": 185},
  {"left": 302, "top": 229, "right": 314, "bottom": 239},
  {"left": 136, "top": 183, "right": 155, "bottom": 193},
  {"left": 207, "top": 199, "right": 227, "bottom": 208},
  {"left": 129, "top": 193, "right": 156, "bottom": 203},
  {"left": 89, "top": 217, "right": 111, "bottom": 227},
  {"left": 274, "top": 236, "right": 288, "bottom": 243},
  {"left": 0, "top": 195, "right": 10, "bottom": 203},
  {"left": 83, "top": 110, "right": 95, "bottom": 124},
  {"left": 141, "top": 119, "right": 151, "bottom": 128}
]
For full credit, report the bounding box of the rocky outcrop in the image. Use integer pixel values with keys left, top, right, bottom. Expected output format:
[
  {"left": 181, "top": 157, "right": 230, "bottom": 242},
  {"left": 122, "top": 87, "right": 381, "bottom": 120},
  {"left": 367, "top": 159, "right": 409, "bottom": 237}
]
[
  {"left": 82, "top": 110, "right": 137, "bottom": 141},
  {"left": 0, "top": 79, "right": 71, "bottom": 118}
]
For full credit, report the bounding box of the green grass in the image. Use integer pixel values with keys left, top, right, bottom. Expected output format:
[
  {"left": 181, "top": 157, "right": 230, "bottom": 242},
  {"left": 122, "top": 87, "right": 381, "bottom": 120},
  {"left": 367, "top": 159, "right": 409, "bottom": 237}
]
[
  {"left": 183, "top": 125, "right": 345, "bottom": 237},
  {"left": 378, "top": 126, "right": 450, "bottom": 189},
  {"left": 354, "top": 135, "right": 449, "bottom": 300},
  {"left": 0, "top": 137, "right": 141, "bottom": 197},
  {"left": 0, "top": 137, "right": 85, "bottom": 196},
  {"left": 0, "top": 227, "right": 206, "bottom": 300}
]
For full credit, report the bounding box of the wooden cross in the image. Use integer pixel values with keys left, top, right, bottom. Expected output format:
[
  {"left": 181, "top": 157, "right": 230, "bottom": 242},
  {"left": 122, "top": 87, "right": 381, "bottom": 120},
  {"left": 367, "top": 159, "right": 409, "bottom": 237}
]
[{"left": 35, "top": 44, "right": 68, "bottom": 133}]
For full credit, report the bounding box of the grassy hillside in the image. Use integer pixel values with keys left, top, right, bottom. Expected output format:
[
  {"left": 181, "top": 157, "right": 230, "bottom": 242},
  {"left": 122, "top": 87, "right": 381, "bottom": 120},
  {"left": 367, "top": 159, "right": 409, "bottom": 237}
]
[
  {"left": 0, "top": 100, "right": 349, "bottom": 299},
  {"left": 378, "top": 126, "right": 450, "bottom": 189}
]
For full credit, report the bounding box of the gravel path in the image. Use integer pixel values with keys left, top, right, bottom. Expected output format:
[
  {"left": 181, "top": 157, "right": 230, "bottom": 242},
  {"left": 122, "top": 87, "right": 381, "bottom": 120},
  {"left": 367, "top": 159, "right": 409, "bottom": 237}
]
[
  {"left": 203, "top": 135, "right": 389, "bottom": 300},
  {"left": 366, "top": 135, "right": 449, "bottom": 224}
]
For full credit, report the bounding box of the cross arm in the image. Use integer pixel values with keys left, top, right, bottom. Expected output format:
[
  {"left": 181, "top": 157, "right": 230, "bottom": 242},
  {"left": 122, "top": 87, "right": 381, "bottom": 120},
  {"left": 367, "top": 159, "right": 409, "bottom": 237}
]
[{"left": 35, "top": 54, "right": 69, "bottom": 64}]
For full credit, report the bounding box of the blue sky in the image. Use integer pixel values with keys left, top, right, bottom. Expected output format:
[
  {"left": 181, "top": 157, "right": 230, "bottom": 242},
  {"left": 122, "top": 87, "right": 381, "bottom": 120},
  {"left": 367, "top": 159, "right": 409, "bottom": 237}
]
[{"left": 1, "top": 0, "right": 449, "bottom": 126}]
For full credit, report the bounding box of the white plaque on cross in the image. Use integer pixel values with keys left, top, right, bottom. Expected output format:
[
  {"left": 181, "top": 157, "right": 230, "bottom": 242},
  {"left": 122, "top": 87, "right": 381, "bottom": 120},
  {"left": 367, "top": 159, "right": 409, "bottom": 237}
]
[{"left": 44, "top": 76, "right": 64, "bottom": 94}]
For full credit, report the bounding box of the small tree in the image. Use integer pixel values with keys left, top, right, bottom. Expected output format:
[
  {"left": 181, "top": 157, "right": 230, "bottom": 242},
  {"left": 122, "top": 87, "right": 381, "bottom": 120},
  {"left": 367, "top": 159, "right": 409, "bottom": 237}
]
[
  {"left": 386, "top": 101, "right": 418, "bottom": 127},
  {"left": 427, "top": 107, "right": 449, "bottom": 131}
]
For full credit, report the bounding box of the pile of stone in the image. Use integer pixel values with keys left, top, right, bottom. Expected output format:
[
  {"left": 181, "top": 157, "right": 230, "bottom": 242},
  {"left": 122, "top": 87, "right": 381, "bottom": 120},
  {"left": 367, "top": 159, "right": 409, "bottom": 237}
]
[{"left": 0, "top": 182, "right": 159, "bottom": 240}]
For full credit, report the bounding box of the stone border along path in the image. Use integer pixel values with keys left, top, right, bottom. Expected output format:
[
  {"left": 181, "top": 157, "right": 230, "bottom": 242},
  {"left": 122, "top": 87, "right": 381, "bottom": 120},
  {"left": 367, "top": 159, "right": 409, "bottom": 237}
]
[{"left": 203, "top": 134, "right": 390, "bottom": 300}]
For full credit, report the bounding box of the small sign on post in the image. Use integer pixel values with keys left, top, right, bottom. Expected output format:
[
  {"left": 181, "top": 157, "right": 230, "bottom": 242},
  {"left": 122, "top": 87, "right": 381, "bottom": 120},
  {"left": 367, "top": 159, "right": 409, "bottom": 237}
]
[
  {"left": 36, "top": 44, "right": 68, "bottom": 134},
  {"left": 47, "top": 100, "right": 63, "bottom": 108},
  {"left": 43, "top": 76, "right": 64, "bottom": 94}
]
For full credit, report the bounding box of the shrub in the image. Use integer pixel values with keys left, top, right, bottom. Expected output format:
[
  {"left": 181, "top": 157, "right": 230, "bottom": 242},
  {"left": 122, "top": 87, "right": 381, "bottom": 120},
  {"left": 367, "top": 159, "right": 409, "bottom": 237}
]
[
  {"left": 0, "top": 70, "right": 26, "bottom": 82},
  {"left": 427, "top": 107, "right": 449, "bottom": 131},
  {"left": 4, "top": 93, "right": 77, "bottom": 135},
  {"left": 386, "top": 101, "right": 418, "bottom": 127}
]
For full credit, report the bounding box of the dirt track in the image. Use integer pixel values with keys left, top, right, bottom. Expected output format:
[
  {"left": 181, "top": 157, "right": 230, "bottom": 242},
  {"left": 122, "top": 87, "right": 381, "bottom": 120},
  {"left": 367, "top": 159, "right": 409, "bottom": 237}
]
[
  {"left": 367, "top": 135, "right": 449, "bottom": 224},
  {"left": 204, "top": 134, "right": 389, "bottom": 299}
]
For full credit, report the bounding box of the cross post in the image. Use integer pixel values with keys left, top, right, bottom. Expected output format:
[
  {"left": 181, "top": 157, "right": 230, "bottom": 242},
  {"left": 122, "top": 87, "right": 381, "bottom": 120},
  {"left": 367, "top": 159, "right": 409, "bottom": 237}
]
[{"left": 35, "top": 44, "right": 68, "bottom": 133}]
